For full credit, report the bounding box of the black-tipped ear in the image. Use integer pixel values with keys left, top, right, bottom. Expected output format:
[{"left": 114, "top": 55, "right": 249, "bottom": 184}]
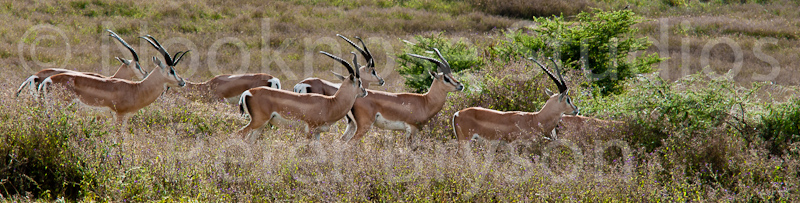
[
  {"left": 332, "top": 71, "right": 346, "bottom": 81},
  {"left": 115, "top": 57, "right": 129, "bottom": 65},
  {"left": 153, "top": 56, "right": 166, "bottom": 69},
  {"left": 545, "top": 88, "right": 554, "bottom": 96},
  {"left": 428, "top": 70, "right": 438, "bottom": 78}
]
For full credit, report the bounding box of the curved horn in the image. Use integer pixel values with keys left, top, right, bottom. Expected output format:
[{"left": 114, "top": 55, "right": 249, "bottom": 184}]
[
  {"left": 173, "top": 50, "right": 190, "bottom": 65},
  {"left": 408, "top": 52, "right": 446, "bottom": 73},
  {"left": 355, "top": 36, "right": 374, "bottom": 67},
  {"left": 107, "top": 30, "right": 139, "bottom": 62},
  {"left": 320, "top": 51, "right": 355, "bottom": 76},
  {"left": 337, "top": 34, "right": 371, "bottom": 67},
  {"left": 351, "top": 51, "right": 360, "bottom": 71},
  {"left": 140, "top": 35, "right": 174, "bottom": 66},
  {"left": 351, "top": 52, "right": 360, "bottom": 78},
  {"left": 547, "top": 57, "right": 568, "bottom": 93},
  {"left": 528, "top": 57, "right": 565, "bottom": 93},
  {"left": 432, "top": 48, "right": 451, "bottom": 74}
]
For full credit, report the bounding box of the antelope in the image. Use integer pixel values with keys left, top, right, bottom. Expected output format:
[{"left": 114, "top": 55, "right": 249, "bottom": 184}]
[
  {"left": 15, "top": 30, "right": 148, "bottom": 97},
  {"left": 452, "top": 58, "right": 579, "bottom": 148},
  {"left": 37, "top": 35, "right": 187, "bottom": 123},
  {"left": 237, "top": 51, "right": 367, "bottom": 141},
  {"left": 340, "top": 48, "right": 464, "bottom": 146},
  {"left": 293, "top": 34, "right": 385, "bottom": 94},
  {"left": 182, "top": 73, "right": 281, "bottom": 103},
  {"left": 292, "top": 34, "right": 385, "bottom": 126}
]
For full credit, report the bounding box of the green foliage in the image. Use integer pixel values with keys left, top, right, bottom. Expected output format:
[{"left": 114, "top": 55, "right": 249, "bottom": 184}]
[
  {"left": 582, "top": 73, "right": 759, "bottom": 151},
  {"left": 495, "top": 9, "right": 663, "bottom": 95},
  {"left": 396, "top": 33, "right": 484, "bottom": 93},
  {"left": 0, "top": 104, "right": 105, "bottom": 200},
  {"left": 662, "top": 0, "right": 688, "bottom": 7},
  {"left": 759, "top": 99, "right": 800, "bottom": 155}
]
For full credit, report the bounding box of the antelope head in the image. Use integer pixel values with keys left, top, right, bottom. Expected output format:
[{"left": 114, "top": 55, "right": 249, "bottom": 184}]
[
  {"left": 408, "top": 48, "right": 464, "bottom": 92},
  {"left": 530, "top": 57, "right": 579, "bottom": 116},
  {"left": 337, "top": 34, "right": 384, "bottom": 86},
  {"left": 107, "top": 29, "right": 147, "bottom": 79},
  {"left": 141, "top": 35, "right": 187, "bottom": 88},
  {"left": 321, "top": 51, "right": 368, "bottom": 98}
]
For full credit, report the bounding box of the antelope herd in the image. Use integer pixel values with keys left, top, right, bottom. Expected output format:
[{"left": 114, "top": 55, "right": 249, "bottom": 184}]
[{"left": 16, "top": 30, "right": 620, "bottom": 148}]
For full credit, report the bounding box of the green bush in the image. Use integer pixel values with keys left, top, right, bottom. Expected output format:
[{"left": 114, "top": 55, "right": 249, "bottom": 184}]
[
  {"left": 759, "top": 99, "right": 800, "bottom": 155},
  {"left": 494, "top": 9, "right": 662, "bottom": 95},
  {"left": 396, "top": 33, "right": 484, "bottom": 93},
  {"left": 581, "top": 73, "right": 760, "bottom": 151},
  {"left": 0, "top": 103, "right": 103, "bottom": 200}
]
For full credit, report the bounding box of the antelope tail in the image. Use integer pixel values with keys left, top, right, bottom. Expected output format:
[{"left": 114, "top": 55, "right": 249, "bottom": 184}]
[
  {"left": 37, "top": 77, "right": 54, "bottom": 97},
  {"left": 15, "top": 75, "right": 39, "bottom": 97},
  {"left": 238, "top": 90, "right": 253, "bottom": 117}
]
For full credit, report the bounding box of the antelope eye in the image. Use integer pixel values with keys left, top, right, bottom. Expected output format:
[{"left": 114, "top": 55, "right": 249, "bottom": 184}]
[
  {"left": 169, "top": 68, "right": 175, "bottom": 75},
  {"left": 443, "top": 76, "right": 451, "bottom": 83}
]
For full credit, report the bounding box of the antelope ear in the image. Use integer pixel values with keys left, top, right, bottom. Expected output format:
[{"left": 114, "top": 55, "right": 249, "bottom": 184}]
[
  {"left": 116, "top": 57, "right": 130, "bottom": 65},
  {"left": 558, "top": 89, "right": 570, "bottom": 102},
  {"left": 153, "top": 57, "right": 166, "bottom": 69},
  {"left": 332, "top": 71, "right": 346, "bottom": 81},
  {"left": 545, "top": 88, "right": 554, "bottom": 96},
  {"left": 428, "top": 70, "right": 438, "bottom": 79}
]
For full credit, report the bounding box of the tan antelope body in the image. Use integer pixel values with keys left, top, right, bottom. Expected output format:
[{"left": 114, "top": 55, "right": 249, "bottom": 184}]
[
  {"left": 238, "top": 51, "right": 367, "bottom": 140},
  {"left": 293, "top": 35, "right": 385, "bottom": 94},
  {"left": 16, "top": 30, "right": 147, "bottom": 97},
  {"left": 184, "top": 73, "right": 280, "bottom": 102},
  {"left": 341, "top": 48, "right": 463, "bottom": 144},
  {"left": 292, "top": 35, "right": 385, "bottom": 128},
  {"left": 452, "top": 58, "right": 578, "bottom": 146},
  {"left": 38, "top": 35, "right": 187, "bottom": 123}
]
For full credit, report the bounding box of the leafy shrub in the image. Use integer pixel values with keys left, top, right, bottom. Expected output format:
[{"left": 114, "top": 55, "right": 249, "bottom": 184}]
[
  {"left": 0, "top": 101, "right": 104, "bottom": 200},
  {"left": 759, "top": 99, "right": 800, "bottom": 155},
  {"left": 467, "top": 0, "right": 591, "bottom": 18},
  {"left": 396, "top": 33, "right": 484, "bottom": 93},
  {"left": 662, "top": 0, "right": 688, "bottom": 7},
  {"left": 581, "top": 73, "right": 760, "bottom": 151},
  {"left": 494, "top": 9, "right": 662, "bottom": 95}
]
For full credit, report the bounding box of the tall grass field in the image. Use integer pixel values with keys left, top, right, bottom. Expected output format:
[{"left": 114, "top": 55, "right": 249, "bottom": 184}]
[{"left": 2, "top": 0, "right": 799, "bottom": 201}]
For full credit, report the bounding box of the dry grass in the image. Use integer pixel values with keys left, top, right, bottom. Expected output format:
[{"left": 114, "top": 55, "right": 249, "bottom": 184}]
[
  {"left": 468, "top": 0, "right": 592, "bottom": 18},
  {"left": 638, "top": 15, "right": 800, "bottom": 85},
  {"left": 3, "top": 0, "right": 800, "bottom": 201}
]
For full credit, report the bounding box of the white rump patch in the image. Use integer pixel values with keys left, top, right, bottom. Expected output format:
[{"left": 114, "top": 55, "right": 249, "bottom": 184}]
[
  {"left": 293, "top": 83, "right": 311, "bottom": 93},
  {"left": 38, "top": 77, "right": 54, "bottom": 93},
  {"left": 268, "top": 77, "right": 281, "bottom": 89}
]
